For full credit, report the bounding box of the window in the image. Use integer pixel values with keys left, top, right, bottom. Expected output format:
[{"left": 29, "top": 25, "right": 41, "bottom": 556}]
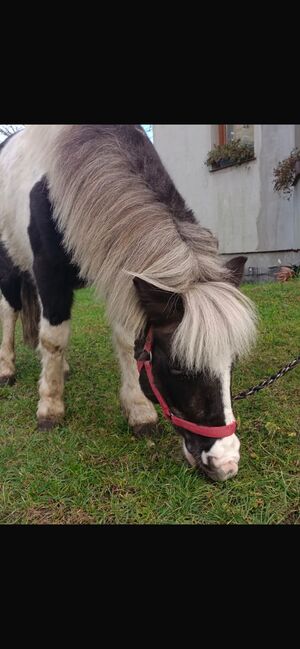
[
  {"left": 207, "top": 125, "right": 255, "bottom": 171},
  {"left": 218, "top": 124, "right": 254, "bottom": 146}
]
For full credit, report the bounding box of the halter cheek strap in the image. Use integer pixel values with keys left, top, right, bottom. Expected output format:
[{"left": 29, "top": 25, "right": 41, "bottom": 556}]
[{"left": 137, "top": 328, "right": 236, "bottom": 439}]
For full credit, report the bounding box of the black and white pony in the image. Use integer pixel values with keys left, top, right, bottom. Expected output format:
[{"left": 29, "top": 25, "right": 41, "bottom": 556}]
[{"left": 0, "top": 126, "right": 256, "bottom": 482}]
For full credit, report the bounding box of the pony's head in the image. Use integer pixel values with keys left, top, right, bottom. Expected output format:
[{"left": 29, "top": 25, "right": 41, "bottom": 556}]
[{"left": 134, "top": 256, "right": 257, "bottom": 482}]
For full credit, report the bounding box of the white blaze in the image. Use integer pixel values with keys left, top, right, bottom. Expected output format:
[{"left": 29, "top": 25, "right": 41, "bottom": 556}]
[{"left": 201, "top": 366, "right": 240, "bottom": 472}]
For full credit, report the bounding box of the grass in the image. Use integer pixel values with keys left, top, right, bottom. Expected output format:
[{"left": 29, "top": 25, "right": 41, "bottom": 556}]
[{"left": 0, "top": 280, "right": 299, "bottom": 525}]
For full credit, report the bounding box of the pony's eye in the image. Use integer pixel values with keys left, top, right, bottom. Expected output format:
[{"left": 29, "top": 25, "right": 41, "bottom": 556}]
[{"left": 170, "top": 367, "right": 183, "bottom": 376}]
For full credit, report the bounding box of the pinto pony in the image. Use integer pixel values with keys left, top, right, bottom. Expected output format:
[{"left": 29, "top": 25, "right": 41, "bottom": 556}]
[{"left": 0, "top": 126, "right": 257, "bottom": 481}]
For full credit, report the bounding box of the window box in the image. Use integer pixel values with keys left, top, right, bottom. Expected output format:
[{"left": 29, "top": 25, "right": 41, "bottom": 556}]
[
  {"left": 210, "top": 156, "right": 256, "bottom": 172},
  {"left": 206, "top": 139, "right": 255, "bottom": 172}
]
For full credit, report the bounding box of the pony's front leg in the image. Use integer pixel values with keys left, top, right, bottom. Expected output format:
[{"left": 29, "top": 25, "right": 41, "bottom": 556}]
[
  {"left": 113, "top": 325, "right": 158, "bottom": 435},
  {"left": 37, "top": 317, "right": 70, "bottom": 430},
  {"left": 0, "top": 296, "right": 19, "bottom": 385},
  {"left": 63, "top": 354, "right": 70, "bottom": 380}
]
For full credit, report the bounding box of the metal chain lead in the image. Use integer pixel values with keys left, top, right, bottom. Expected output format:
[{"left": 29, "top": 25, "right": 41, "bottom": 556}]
[{"left": 233, "top": 355, "right": 300, "bottom": 401}]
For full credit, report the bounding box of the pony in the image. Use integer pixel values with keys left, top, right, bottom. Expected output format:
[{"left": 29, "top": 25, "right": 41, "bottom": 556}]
[{"left": 0, "top": 125, "right": 257, "bottom": 482}]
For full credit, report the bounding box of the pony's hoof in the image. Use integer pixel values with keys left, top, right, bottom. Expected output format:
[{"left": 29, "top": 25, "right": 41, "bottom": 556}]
[
  {"left": 133, "top": 423, "right": 158, "bottom": 437},
  {"left": 0, "top": 375, "right": 16, "bottom": 387},
  {"left": 38, "top": 418, "right": 61, "bottom": 431}
]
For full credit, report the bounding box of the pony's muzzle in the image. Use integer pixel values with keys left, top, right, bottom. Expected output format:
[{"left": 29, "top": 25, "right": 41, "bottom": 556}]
[
  {"left": 206, "top": 458, "right": 239, "bottom": 482},
  {"left": 183, "top": 441, "right": 239, "bottom": 482}
]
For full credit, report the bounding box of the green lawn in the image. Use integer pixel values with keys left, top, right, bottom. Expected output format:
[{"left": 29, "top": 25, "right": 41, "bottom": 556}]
[{"left": 0, "top": 280, "right": 299, "bottom": 524}]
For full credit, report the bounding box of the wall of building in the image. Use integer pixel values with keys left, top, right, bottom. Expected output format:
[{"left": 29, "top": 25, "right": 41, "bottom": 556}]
[{"left": 153, "top": 125, "right": 300, "bottom": 270}]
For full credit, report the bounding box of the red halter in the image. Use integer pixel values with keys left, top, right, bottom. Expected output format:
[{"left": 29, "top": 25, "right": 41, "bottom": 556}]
[{"left": 137, "top": 328, "right": 236, "bottom": 439}]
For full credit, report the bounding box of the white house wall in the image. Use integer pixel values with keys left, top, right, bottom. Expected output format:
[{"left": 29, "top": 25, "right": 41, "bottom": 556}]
[{"left": 153, "top": 125, "right": 300, "bottom": 268}]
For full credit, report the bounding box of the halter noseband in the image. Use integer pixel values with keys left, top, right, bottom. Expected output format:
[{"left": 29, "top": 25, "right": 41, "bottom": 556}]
[{"left": 137, "top": 328, "right": 236, "bottom": 439}]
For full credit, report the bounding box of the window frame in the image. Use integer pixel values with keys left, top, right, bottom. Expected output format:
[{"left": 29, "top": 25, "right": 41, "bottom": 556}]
[
  {"left": 207, "top": 124, "right": 256, "bottom": 172},
  {"left": 218, "top": 125, "right": 226, "bottom": 146}
]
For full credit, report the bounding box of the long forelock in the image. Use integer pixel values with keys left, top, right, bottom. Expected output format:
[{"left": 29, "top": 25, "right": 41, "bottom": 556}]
[{"left": 171, "top": 282, "right": 257, "bottom": 375}]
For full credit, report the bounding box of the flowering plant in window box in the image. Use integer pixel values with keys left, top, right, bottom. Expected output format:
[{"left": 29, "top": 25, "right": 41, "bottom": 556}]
[
  {"left": 205, "top": 139, "right": 255, "bottom": 171},
  {"left": 273, "top": 148, "right": 300, "bottom": 200}
]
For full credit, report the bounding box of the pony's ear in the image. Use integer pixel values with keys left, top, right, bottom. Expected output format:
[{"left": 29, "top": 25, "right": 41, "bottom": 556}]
[
  {"left": 133, "top": 277, "right": 183, "bottom": 324},
  {"left": 224, "top": 256, "right": 247, "bottom": 287}
]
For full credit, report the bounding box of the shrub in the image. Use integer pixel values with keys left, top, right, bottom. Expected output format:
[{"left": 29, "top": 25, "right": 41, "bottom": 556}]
[{"left": 273, "top": 148, "right": 300, "bottom": 200}]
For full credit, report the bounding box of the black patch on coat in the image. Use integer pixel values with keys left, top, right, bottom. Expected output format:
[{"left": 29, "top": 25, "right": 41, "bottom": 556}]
[
  {"left": 0, "top": 241, "right": 22, "bottom": 311},
  {"left": 28, "top": 176, "right": 84, "bottom": 326}
]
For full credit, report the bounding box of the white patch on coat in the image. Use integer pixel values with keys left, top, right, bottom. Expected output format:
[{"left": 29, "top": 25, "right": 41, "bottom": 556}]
[
  {"left": 39, "top": 317, "right": 70, "bottom": 350},
  {"left": 37, "top": 318, "right": 70, "bottom": 421},
  {"left": 201, "top": 367, "right": 240, "bottom": 477},
  {"left": 113, "top": 323, "right": 157, "bottom": 427},
  {"left": 220, "top": 364, "right": 235, "bottom": 426},
  {"left": 0, "top": 295, "right": 18, "bottom": 378}
]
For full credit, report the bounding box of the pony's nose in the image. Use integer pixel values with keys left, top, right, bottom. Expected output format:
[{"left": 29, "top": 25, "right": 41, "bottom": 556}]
[{"left": 207, "top": 458, "right": 239, "bottom": 481}]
